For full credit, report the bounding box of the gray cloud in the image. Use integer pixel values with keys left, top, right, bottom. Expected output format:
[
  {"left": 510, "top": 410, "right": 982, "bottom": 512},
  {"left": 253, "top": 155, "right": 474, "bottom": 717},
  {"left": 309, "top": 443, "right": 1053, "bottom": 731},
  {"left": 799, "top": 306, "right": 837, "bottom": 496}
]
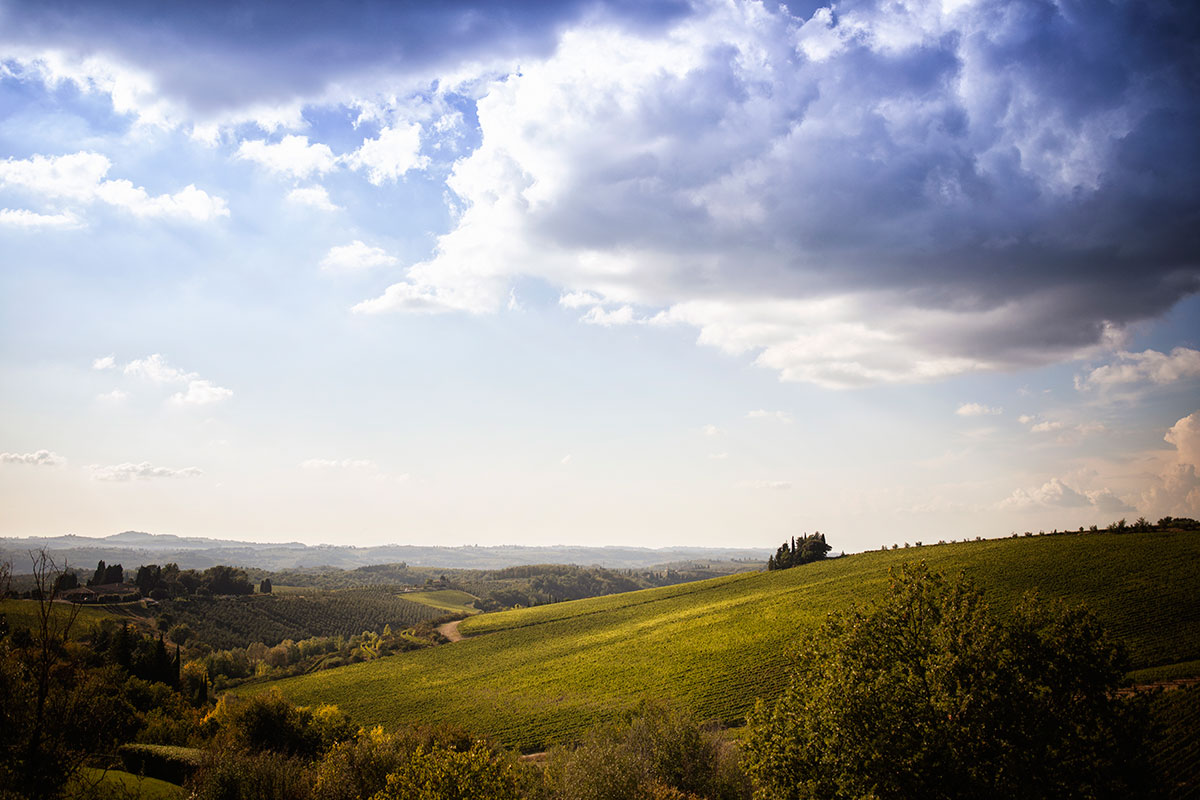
[
  {"left": 0, "top": 0, "right": 690, "bottom": 113},
  {"left": 358, "top": 0, "right": 1198, "bottom": 385},
  {"left": 8, "top": 0, "right": 1196, "bottom": 387}
]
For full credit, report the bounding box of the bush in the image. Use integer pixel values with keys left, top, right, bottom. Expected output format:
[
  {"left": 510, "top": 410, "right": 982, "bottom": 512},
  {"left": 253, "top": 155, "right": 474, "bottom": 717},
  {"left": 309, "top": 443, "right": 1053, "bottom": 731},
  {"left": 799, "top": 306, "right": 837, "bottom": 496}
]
[
  {"left": 743, "top": 563, "right": 1152, "bottom": 800},
  {"left": 118, "top": 743, "right": 203, "bottom": 785},
  {"left": 186, "top": 746, "right": 312, "bottom": 800},
  {"left": 545, "top": 700, "right": 747, "bottom": 800},
  {"left": 206, "top": 691, "right": 355, "bottom": 759},
  {"left": 370, "top": 740, "right": 530, "bottom": 800},
  {"left": 311, "top": 724, "right": 478, "bottom": 800}
]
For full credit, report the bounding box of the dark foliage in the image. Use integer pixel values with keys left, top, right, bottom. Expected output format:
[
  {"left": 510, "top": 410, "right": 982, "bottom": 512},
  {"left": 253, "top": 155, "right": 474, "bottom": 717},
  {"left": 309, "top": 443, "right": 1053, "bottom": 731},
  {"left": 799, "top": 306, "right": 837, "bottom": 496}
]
[{"left": 766, "top": 534, "right": 830, "bottom": 571}]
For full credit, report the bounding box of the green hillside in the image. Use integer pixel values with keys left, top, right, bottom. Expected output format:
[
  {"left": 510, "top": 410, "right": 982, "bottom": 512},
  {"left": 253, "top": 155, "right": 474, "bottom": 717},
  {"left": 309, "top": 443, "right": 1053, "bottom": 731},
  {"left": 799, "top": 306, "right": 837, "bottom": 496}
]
[
  {"left": 402, "top": 589, "right": 480, "bottom": 615},
  {"left": 0, "top": 599, "right": 130, "bottom": 639},
  {"left": 251, "top": 531, "right": 1200, "bottom": 753}
]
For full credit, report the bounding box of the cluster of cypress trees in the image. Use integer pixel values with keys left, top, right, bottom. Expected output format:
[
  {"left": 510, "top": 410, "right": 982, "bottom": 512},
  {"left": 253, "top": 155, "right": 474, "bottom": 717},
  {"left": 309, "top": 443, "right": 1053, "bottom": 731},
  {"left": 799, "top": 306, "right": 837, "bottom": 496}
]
[
  {"left": 767, "top": 533, "right": 831, "bottom": 570},
  {"left": 92, "top": 622, "right": 182, "bottom": 687}
]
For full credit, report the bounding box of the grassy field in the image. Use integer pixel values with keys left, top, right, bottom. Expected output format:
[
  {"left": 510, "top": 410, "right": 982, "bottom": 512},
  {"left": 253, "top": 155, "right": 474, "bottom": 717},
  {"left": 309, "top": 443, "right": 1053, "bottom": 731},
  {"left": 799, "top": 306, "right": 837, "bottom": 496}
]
[
  {"left": 0, "top": 599, "right": 130, "bottom": 639},
  {"left": 401, "top": 589, "right": 480, "bottom": 615},
  {"left": 250, "top": 531, "right": 1200, "bottom": 753},
  {"left": 67, "top": 768, "right": 184, "bottom": 800}
]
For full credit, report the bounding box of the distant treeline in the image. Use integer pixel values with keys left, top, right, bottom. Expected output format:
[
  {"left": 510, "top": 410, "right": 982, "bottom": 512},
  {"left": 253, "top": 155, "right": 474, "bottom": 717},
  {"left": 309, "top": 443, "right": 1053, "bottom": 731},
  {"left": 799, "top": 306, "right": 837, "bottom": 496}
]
[
  {"left": 260, "top": 561, "right": 759, "bottom": 611},
  {"left": 31, "top": 561, "right": 262, "bottom": 601}
]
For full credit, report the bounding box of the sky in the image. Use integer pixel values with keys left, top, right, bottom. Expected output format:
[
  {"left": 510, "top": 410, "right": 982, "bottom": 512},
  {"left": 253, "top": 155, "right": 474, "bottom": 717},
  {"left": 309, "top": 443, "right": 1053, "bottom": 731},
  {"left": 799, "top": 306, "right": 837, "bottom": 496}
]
[{"left": 0, "top": 0, "right": 1197, "bottom": 554}]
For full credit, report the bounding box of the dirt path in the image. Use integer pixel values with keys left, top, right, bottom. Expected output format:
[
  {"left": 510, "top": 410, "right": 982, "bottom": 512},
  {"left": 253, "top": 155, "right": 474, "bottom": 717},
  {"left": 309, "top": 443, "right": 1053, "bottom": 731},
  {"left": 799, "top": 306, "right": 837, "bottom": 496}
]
[{"left": 437, "top": 619, "right": 464, "bottom": 642}]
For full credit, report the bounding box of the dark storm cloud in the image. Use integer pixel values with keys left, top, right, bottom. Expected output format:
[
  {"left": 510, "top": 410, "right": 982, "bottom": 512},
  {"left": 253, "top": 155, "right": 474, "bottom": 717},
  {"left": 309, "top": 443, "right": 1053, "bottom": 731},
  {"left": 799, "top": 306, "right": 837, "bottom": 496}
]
[
  {"left": 356, "top": 0, "right": 1199, "bottom": 385},
  {"left": 0, "top": 0, "right": 690, "bottom": 111}
]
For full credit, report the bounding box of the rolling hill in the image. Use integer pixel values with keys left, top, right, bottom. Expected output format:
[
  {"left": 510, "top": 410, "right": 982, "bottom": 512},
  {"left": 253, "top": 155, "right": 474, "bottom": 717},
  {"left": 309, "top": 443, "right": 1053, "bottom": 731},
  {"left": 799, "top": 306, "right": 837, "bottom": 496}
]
[{"left": 248, "top": 531, "right": 1200, "bottom": 753}]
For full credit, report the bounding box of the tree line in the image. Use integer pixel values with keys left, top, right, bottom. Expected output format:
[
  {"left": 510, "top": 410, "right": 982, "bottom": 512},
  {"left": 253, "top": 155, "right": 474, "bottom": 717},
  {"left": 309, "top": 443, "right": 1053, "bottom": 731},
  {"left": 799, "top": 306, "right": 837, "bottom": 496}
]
[{"left": 767, "top": 533, "right": 831, "bottom": 571}]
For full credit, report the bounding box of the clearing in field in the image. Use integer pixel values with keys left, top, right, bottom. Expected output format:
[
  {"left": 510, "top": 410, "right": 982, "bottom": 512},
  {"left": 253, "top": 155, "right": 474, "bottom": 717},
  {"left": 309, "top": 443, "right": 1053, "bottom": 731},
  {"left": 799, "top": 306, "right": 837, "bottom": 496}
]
[{"left": 400, "top": 589, "right": 480, "bottom": 615}]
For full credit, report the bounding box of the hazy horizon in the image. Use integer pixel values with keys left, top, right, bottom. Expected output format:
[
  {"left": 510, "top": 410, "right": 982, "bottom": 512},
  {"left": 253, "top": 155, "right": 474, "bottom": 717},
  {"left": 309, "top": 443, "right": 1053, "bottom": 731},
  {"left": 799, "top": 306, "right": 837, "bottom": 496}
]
[{"left": 1, "top": 0, "right": 1197, "bottom": 554}]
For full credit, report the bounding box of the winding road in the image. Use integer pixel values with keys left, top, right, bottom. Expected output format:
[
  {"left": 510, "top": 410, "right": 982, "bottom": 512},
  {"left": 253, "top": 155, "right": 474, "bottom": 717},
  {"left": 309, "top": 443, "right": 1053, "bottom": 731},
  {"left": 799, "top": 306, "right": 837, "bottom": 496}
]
[{"left": 436, "top": 619, "right": 464, "bottom": 642}]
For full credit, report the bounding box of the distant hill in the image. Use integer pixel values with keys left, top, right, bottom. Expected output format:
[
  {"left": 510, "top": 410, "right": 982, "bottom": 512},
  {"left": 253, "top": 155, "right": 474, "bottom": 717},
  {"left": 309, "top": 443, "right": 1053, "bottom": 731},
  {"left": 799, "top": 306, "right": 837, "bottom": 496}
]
[
  {"left": 0, "top": 531, "right": 771, "bottom": 572},
  {"left": 251, "top": 530, "right": 1200, "bottom": 753}
]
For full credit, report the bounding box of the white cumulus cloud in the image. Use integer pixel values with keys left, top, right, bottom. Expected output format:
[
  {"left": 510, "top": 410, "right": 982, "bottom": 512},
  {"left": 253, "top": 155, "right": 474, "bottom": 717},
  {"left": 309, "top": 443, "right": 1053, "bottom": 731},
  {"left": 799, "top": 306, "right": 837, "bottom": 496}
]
[
  {"left": 236, "top": 135, "right": 337, "bottom": 179},
  {"left": 0, "top": 151, "right": 227, "bottom": 221},
  {"left": 124, "top": 353, "right": 197, "bottom": 384},
  {"left": 956, "top": 402, "right": 1002, "bottom": 417},
  {"left": 89, "top": 462, "right": 202, "bottom": 481},
  {"left": 0, "top": 449, "right": 66, "bottom": 467},
  {"left": 170, "top": 380, "right": 233, "bottom": 406},
  {"left": 1078, "top": 347, "right": 1200, "bottom": 391},
  {"left": 320, "top": 240, "right": 399, "bottom": 272},
  {"left": 1000, "top": 478, "right": 1132, "bottom": 512},
  {"left": 122, "top": 354, "right": 231, "bottom": 405},
  {"left": 0, "top": 208, "right": 82, "bottom": 228},
  {"left": 286, "top": 185, "right": 339, "bottom": 211},
  {"left": 345, "top": 124, "right": 428, "bottom": 185}
]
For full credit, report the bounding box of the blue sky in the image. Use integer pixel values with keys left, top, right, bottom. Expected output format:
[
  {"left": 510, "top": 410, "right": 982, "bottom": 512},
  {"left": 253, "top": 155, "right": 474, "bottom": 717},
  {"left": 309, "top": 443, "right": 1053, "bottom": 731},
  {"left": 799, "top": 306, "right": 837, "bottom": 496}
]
[{"left": 1, "top": 0, "right": 1197, "bottom": 553}]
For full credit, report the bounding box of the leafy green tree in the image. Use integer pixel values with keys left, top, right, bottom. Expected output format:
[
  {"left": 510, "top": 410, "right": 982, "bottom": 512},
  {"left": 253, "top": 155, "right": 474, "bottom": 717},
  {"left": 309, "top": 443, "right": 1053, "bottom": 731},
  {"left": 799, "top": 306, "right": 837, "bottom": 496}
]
[
  {"left": 168, "top": 623, "right": 193, "bottom": 646},
  {"left": 370, "top": 740, "right": 528, "bottom": 800},
  {"left": 743, "top": 563, "right": 1150, "bottom": 799},
  {"left": 202, "top": 565, "right": 255, "bottom": 595}
]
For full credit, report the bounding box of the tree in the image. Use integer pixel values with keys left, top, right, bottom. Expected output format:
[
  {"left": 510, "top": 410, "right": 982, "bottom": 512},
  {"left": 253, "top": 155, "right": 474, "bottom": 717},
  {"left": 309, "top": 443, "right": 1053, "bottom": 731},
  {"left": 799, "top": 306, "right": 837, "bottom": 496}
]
[
  {"left": 259, "top": 577, "right": 273, "bottom": 594},
  {"left": 767, "top": 533, "right": 831, "bottom": 571},
  {"left": 202, "top": 565, "right": 254, "bottom": 596},
  {"left": 743, "top": 563, "right": 1150, "bottom": 800},
  {"left": 168, "top": 623, "right": 193, "bottom": 646},
  {"left": 0, "top": 551, "right": 136, "bottom": 800},
  {"left": 52, "top": 571, "right": 78, "bottom": 593}
]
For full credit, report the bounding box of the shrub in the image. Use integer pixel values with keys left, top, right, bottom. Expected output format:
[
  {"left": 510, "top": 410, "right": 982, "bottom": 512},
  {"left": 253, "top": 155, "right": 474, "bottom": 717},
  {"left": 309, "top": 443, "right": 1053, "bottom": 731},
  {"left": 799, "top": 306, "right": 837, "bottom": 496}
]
[
  {"left": 545, "top": 700, "right": 747, "bottom": 800},
  {"left": 118, "top": 743, "right": 203, "bottom": 785},
  {"left": 743, "top": 563, "right": 1152, "bottom": 800},
  {"left": 370, "top": 740, "right": 529, "bottom": 800}
]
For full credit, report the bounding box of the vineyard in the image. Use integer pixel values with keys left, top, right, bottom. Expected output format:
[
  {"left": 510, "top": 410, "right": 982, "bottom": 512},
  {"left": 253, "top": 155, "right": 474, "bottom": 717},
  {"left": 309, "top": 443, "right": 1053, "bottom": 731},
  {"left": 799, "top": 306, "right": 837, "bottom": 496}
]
[
  {"left": 401, "top": 589, "right": 480, "bottom": 615},
  {"left": 252, "top": 531, "right": 1200, "bottom": 753},
  {"left": 158, "top": 588, "right": 444, "bottom": 650},
  {"left": 0, "top": 599, "right": 127, "bottom": 640},
  {"left": 1149, "top": 686, "right": 1200, "bottom": 799}
]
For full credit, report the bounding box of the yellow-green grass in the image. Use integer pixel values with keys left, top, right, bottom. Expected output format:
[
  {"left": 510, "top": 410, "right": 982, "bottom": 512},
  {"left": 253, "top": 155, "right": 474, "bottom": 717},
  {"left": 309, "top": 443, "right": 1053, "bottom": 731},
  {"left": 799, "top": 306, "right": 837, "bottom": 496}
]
[
  {"left": 67, "top": 768, "right": 184, "bottom": 800},
  {"left": 0, "top": 599, "right": 129, "bottom": 639},
  {"left": 250, "top": 532, "right": 1200, "bottom": 753},
  {"left": 401, "top": 589, "right": 480, "bottom": 615}
]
